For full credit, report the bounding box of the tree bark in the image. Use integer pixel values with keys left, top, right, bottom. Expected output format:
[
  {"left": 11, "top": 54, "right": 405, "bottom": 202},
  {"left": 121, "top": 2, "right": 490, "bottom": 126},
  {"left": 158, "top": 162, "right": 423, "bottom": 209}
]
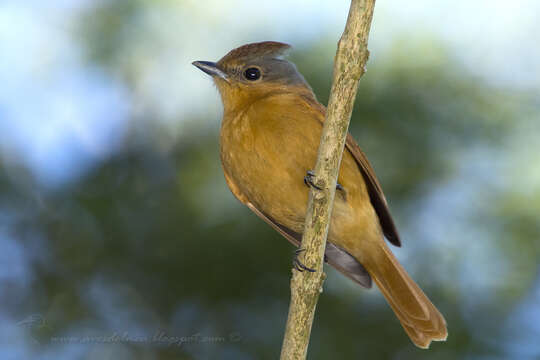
[{"left": 279, "top": 1, "right": 376, "bottom": 359}]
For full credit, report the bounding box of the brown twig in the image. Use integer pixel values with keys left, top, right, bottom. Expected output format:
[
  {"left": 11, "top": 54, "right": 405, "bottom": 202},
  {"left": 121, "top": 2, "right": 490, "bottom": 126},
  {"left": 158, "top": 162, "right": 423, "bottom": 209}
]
[{"left": 279, "top": 1, "right": 376, "bottom": 359}]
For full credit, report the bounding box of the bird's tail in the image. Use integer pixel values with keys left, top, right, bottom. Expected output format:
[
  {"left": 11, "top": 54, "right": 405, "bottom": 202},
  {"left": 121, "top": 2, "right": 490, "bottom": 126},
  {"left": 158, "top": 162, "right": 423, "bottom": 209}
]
[{"left": 362, "top": 242, "right": 448, "bottom": 349}]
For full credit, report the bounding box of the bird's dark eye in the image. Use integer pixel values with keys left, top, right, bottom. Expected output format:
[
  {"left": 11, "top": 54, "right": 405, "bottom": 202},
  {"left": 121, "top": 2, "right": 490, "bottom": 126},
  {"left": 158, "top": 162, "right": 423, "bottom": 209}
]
[{"left": 243, "top": 67, "right": 261, "bottom": 81}]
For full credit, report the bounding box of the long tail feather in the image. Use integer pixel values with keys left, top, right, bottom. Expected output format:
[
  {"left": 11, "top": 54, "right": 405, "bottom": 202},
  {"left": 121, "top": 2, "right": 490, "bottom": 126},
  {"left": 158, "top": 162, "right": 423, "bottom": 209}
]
[{"left": 363, "top": 243, "right": 447, "bottom": 348}]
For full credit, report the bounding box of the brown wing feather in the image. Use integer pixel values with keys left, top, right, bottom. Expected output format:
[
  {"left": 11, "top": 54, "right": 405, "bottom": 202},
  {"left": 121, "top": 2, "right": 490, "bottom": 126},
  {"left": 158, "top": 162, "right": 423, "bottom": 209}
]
[
  {"left": 300, "top": 95, "right": 402, "bottom": 247},
  {"left": 344, "top": 134, "right": 401, "bottom": 247}
]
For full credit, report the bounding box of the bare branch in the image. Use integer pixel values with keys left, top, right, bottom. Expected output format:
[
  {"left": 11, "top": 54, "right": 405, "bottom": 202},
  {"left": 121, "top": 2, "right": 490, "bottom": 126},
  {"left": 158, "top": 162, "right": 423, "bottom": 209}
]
[{"left": 280, "top": 1, "right": 376, "bottom": 359}]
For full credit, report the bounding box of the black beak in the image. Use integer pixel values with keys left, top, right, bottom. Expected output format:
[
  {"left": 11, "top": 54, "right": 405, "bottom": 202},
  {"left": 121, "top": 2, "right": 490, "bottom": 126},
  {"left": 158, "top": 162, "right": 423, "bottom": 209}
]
[{"left": 192, "top": 61, "right": 228, "bottom": 81}]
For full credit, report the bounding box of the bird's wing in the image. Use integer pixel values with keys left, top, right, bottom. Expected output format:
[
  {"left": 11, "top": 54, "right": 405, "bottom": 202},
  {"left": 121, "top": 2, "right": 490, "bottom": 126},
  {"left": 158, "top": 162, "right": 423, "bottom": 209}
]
[
  {"left": 344, "top": 134, "right": 401, "bottom": 246},
  {"left": 223, "top": 170, "right": 372, "bottom": 288},
  {"left": 302, "top": 95, "right": 401, "bottom": 247}
]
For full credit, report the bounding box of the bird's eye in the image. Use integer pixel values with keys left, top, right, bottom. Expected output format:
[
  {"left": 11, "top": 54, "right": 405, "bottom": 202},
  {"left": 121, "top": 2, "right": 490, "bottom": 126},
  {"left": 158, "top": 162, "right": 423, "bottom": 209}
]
[{"left": 243, "top": 67, "right": 261, "bottom": 81}]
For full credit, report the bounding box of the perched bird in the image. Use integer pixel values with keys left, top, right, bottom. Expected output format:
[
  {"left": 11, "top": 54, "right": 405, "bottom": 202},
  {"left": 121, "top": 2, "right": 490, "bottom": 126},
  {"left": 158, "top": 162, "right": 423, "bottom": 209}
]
[{"left": 193, "top": 41, "right": 447, "bottom": 348}]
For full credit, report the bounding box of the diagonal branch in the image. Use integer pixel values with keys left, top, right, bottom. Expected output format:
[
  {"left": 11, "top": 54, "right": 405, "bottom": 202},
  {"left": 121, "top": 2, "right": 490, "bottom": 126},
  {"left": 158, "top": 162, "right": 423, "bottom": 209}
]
[{"left": 279, "top": 0, "right": 376, "bottom": 359}]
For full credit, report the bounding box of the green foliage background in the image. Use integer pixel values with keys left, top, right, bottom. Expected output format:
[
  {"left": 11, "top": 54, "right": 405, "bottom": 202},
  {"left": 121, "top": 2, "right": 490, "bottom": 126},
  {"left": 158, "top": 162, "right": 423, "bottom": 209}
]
[{"left": 1, "top": 1, "right": 539, "bottom": 359}]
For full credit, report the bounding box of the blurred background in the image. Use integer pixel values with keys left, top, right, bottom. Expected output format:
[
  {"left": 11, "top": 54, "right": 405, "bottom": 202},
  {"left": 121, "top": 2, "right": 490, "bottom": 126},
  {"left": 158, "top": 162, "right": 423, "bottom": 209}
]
[{"left": 1, "top": 1, "right": 539, "bottom": 359}]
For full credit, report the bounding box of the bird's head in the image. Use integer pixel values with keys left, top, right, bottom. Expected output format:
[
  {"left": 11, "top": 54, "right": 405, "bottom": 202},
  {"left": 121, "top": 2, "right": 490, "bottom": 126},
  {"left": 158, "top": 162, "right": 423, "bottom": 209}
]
[{"left": 193, "top": 41, "right": 313, "bottom": 112}]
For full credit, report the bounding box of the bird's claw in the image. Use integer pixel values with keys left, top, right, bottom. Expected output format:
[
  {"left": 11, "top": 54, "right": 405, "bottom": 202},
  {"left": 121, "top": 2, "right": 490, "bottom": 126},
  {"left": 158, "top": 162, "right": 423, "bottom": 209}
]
[
  {"left": 304, "top": 171, "right": 344, "bottom": 192},
  {"left": 293, "top": 248, "right": 316, "bottom": 273},
  {"left": 304, "top": 170, "right": 322, "bottom": 190}
]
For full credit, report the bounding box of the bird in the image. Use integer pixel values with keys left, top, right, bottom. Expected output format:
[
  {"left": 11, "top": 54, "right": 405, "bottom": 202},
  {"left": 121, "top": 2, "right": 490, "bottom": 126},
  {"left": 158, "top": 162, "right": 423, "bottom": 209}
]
[{"left": 192, "top": 41, "right": 447, "bottom": 348}]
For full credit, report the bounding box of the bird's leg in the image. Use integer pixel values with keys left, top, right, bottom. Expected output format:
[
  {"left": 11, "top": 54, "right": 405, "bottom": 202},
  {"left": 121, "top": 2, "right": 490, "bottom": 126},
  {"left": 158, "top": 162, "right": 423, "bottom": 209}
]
[
  {"left": 304, "top": 170, "right": 322, "bottom": 190},
  {"left": 336, "top": 182, "right": 347, "bottom": 201},
  {"left": 293, "top": 248, "right": 316, "bottom": 272}
]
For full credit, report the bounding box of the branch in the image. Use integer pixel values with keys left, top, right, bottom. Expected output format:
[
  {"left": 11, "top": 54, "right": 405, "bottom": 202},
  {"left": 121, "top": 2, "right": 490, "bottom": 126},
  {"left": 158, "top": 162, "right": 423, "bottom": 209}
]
[{"left": 279, "top": 1, "right": 376, "bottom": 359}]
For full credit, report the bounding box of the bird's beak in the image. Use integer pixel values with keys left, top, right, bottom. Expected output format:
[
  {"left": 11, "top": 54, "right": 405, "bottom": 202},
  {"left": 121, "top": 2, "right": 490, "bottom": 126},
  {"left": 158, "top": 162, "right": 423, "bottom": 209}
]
[{"left": 192, "top": 61, "right": 229, "bottom": 82}]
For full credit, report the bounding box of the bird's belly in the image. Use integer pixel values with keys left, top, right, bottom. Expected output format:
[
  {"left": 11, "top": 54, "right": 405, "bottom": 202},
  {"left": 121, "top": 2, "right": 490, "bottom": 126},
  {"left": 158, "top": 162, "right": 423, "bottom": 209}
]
[{"left": 222, "top": 139, "right": 310, "bottom": 233}]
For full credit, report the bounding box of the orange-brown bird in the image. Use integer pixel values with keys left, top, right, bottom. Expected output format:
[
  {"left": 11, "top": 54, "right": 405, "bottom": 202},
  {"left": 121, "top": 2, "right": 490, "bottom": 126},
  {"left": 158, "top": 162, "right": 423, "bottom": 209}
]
[{"left": 193, "top": 41, "right": 447, "bottom": 348}]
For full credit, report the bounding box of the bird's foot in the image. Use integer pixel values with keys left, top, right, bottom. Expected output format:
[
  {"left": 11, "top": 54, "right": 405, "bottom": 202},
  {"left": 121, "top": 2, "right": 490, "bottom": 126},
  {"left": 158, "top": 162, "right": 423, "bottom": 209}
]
[
  {"left": 304, "top": 171, "right": 344, "bottom": 193},
  {"left": 293, "top": 248, "right": 316, "bottom": 272},
  {"left": 304, "top": 170, "right": 322, "bottom": 190}
]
